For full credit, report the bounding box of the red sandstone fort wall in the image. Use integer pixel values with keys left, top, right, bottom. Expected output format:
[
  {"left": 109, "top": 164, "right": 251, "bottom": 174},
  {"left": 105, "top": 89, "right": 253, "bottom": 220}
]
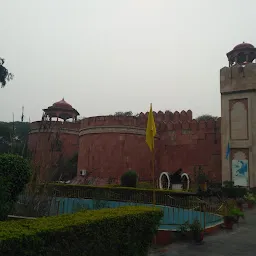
[
  {"left": 77, "top": 112, "right": 221, "bottom": 184},
  {"left": 158, "top": 118, "right": 221, "bottom": 182},
  {"left": 28, "top": 111, "right": 222, "bottom": 184},
  {"left": 77, "top": 133, "right": 160, "bottom": 182},
  {"left": 158, "top": 143, "right": 221, "bottom": 182},
  {"left": 28, "top": 121, "right": 79, "bottom": 181}
]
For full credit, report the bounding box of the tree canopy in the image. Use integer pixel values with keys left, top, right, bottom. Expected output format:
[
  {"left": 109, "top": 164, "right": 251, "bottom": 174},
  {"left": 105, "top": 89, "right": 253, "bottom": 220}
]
[
  {"left": 0, "top": 154, "right": 31, "bottom": 220},
  {"left": 0, "top": 122, "right": 12, "bottom": 143},
  {"left": 0, "top": 58, "right": 14, "bottom": 88},
  {"left": 114, "top": 111, "right": 133, "bottom": 116},
  {"left": 0, "top": 121, "right": 30, "bottom": 155},
  {"left": 114, "top": 111, "right": 139, "bottom": 117},
  {"left": 196, "top": 114, "right": 219, "bottom": 121}
]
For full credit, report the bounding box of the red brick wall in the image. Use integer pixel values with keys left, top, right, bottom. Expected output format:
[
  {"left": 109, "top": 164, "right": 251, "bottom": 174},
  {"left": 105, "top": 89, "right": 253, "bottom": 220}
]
[
  {"left": 157, "top": 118, "right": 222, "bottom": 182},
  {"left": 158, "top": 143, "right": 221, "bottom": 182},
  {"left": 77, "top": 133, "right": 159, "bottom": 182}
]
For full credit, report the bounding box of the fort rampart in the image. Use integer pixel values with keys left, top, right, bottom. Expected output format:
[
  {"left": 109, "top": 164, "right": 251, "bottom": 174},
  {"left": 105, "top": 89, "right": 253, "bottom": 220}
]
[{"left": 28, "top": 110, "right": 221, "bottom": 184}]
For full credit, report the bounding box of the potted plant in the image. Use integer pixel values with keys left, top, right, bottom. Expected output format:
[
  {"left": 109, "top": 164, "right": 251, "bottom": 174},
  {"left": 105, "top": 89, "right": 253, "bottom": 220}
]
[
  {"left": 194, "top": 166, "right": 208, "bottom": 192},
  {"left": 236, "top": 198, "right": 244, "bottom": 212},
  {"left": 177, "top": 221, "right": 190, "bottom": 239},
  {"left": 231, "top": 207, "right": 244, "bottom": 223},
  {"left": 244, "top": 192, "right": 256, "bottom": 209},
  {"left": 189, "top": 219, "right": 204, "bottom": 244},
  {"left": 223, "top": 206, "right": 244, "bottom": 228},
  {"left": 223, "top": 214, "right": 235, "bottom": 229}
]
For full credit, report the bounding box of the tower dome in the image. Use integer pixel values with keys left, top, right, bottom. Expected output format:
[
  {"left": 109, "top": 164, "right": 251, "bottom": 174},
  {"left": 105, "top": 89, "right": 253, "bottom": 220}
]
[
  {"left": 227, "top": 42, "right": 256, "bottom": 66},
  {"left": 233, "top": 42, "right": 254, "bottom": 50}
]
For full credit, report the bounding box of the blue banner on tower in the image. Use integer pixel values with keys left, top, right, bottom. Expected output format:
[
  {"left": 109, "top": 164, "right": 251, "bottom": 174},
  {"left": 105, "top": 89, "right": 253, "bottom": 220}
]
[{"left": 225, "top": 142, "right": 230, "bottom": 160}]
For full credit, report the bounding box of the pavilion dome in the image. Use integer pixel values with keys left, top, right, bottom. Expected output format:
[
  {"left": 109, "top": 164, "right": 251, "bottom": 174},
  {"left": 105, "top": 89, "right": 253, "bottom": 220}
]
[
  {"left": 227, "top": 42, "right": 256, "bottom": 66},
  {"left": 43, "top": 98, "right": 79, "bottom": 122},
  {"left": 233, "top": 42, "right": 255, "bottom": 50},
  {"left": 52, "top": 98, "right": 73, "bottom": 110}
]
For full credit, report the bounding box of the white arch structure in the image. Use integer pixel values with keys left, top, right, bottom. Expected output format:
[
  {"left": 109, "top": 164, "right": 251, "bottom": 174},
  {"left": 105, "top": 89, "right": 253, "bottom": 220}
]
[
  {"left": 181, "top": 173, "right": 190, "bottom": 190},
  {"left": 159, "top": 172, "right": 190, "bottom": 190},
  {"left": 159, "top": 172, "right": 170, "bottom": 190}
]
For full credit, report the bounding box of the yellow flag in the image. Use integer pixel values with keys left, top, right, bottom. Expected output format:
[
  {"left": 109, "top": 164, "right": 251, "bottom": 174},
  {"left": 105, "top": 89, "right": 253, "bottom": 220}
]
[{"left": 146, "top": 103, "right": 156, "bottom": 151}]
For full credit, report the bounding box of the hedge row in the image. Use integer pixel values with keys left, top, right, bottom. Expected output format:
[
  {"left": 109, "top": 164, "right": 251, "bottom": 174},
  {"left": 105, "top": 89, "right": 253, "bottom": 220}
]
[
  {"left": 0, "top": 206, "right": 163, "bottom": 256},
  {"left": 50, "top": 183, "right": 194, "bottom": 194},
  {"left": 222, "top": 187, "right": 248, "bottom": 198},
  {"left": 45, "top": 183, "right": 196, "bottom": 205}
]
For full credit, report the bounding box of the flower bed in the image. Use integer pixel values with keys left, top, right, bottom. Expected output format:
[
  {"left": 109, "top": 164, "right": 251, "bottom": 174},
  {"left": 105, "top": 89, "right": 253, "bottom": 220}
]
[{"left": 0, "top": 206, "right": 163, "bottom": 256}]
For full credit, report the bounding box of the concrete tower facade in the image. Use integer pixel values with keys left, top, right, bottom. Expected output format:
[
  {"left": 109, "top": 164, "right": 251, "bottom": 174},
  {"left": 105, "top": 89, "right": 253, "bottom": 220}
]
[{"left": 221, "top": 42, "right": 256, "bottom": 187}]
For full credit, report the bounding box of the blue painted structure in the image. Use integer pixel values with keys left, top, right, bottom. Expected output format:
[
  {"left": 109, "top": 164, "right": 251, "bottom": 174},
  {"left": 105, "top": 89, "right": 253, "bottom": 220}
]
[{"left": 50, "top": 197, "right": 223, "bottom": 230}]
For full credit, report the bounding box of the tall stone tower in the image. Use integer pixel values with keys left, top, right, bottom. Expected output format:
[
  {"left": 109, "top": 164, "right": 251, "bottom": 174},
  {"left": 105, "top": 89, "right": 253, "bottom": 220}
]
[{"left": 221, "top": 42, "right": 256, "bottom": 188}]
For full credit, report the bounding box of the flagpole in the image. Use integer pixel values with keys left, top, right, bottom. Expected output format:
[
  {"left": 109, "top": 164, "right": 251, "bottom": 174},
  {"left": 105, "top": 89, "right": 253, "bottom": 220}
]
[
  {"left": 146, "top": 103, "right": 156, "bottom": 206},
  {"left": 152, "top": 144, "right": 156, "bottom": 205}
]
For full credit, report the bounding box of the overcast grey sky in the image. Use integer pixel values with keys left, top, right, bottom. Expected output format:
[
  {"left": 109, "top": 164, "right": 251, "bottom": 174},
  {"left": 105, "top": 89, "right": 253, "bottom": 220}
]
[{"left": 1, "top": 0, "right": 255, "bottom": 122}]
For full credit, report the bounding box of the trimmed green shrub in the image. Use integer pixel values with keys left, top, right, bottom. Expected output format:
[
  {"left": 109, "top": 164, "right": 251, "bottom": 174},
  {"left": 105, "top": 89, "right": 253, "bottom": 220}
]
[
  {"left": 222, "top": 180, "right": 248, "bottom": 198},
  {"left": 121, "top": 170, "right": 138, "bottom": 187},
  {"left": 137, "top": 182, "right": 153, "bottom": 189},
  {"left": 222, "top": 187, "right": 247, "bottom": 198},
  {"left": 36, "top": 183, "right": 195, "bottom": 209},
  {"left": 0, "top": 154, "right": 31, "bottom": 220},
  {"left": 0, "top": 206, "right": 163, "bottom": 256}
]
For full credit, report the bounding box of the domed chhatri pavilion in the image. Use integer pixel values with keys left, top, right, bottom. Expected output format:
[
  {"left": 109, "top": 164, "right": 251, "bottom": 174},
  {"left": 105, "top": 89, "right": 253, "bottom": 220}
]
[
  {"left": 226, "top": 42, "right": 256, "bottom": 66},
  {"left": 42, "top": 98, "right": 80, "bottom": 122},
  {"left": 28, "top": 42, "right": 256, "bottom": 188}
]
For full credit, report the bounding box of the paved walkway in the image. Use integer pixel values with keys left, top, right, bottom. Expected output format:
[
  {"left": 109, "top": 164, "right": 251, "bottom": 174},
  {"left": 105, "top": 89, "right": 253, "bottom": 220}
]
[{"left": 149, "top": 208, "right": 256, "bottom": 256}]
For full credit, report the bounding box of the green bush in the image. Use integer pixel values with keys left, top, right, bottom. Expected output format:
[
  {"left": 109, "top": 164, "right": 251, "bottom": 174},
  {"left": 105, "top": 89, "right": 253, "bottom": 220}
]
[
  {"left": 244, "top": 192, "right": 256, "bottom": 203},
  {"left": 137, "top": 182, "right": 153, "bottom": 189},
  {"left": 0, "top": 206, "right": 163, "bottom": 256},
  {"left": 222, "top": 180, "right": 247, "bottom": 198},
  {"left": 0, "top": 154, "right": 31, "bottom": 220},
  {"left": 121, "top": 170, "right": 138, "bottom": 187}
]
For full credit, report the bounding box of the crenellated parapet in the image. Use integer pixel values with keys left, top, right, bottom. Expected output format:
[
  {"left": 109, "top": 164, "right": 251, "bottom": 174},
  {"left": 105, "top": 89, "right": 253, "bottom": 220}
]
[
  {"left": 220, "top": 63, "right": 256, "bottom": 94},
  {"left": 159, "top": 118, "right": 221, "bottom": 132},
  {"left": 80, "top": 113, "right": 219, "bottom": 133},
  {"left": 157, "top": 117, "right": 221, "bottom": 146},
  {"left": 141, "top": 110, "right": 192, "bottom": 122},
  {"left": 29, "top": 112, "right": 220, "bottom": 143},
  {"left": 80, "top": 115, "right": 143, "bottom": 129},
  {"left": 80, "top": 110, "right": 192, "bottom": 130},
  {"left": 29, "top": 121, "right": 80, "bottom": 135},
  {"left": 78, "top": 111, "right": 220, "bottom": 144}
]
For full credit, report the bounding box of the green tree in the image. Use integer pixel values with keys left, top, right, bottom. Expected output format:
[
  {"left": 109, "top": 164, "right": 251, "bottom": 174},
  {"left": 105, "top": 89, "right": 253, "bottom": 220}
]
[
  {"left": 114, "top": 111, "right": 140, "bottom": 117},
  {"left": 196, "top": 114, "right": 219, "bottom": 121},
  {"left": 0, "top": 154, "right": 31, "bottom": 220},
  {"left": 114, "top": 111, "right": 133, "bottom": 116},
  {"left": 0, "top": 121, "right": 30, "bottom": 155},
  {"left": 13, "top": 121, "right": 30, "bottom": 141},
  {"left": 0, "top": 122, "right": 12, "bottom": 142},
  {"left": 0, "top": 122, "right": 12, "bottom": 153},
  {"left": 51, "top": 153, "right": 78, "bottom": 181},
  {"left": 120, "top": 170, "right": 138, "bottom": 188},
  {"left": 0, "top": 58, "right": 14, "bottom": 88}
]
